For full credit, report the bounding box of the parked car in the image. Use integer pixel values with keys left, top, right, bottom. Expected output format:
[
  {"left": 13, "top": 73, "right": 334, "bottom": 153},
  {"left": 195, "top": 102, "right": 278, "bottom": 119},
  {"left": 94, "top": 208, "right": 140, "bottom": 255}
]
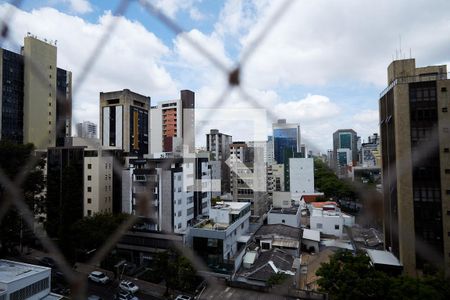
[
  {"left": 88, "top": 271, "right": 110, "bottom": 284},
  {"left": 114, "top": 290, "right": 139, "bottom": 300},
  {"left": 119, "top": 280, "right": 139, "bottom": 293},
  {"left": 39, "top": 256, "right": 56, "bottom": 268},
  {"left": 175, "top": 295, "right": 191, "bottom": 300}
]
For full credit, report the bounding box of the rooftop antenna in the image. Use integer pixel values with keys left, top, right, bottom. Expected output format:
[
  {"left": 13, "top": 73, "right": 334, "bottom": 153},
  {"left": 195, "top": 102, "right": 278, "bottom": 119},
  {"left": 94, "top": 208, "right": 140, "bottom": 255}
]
[
  {"left": 409, "top": 48, "right": 412, "bottom": 59},
  {"left": 399, "top": 35, "right": 402, "bottom": 59}
]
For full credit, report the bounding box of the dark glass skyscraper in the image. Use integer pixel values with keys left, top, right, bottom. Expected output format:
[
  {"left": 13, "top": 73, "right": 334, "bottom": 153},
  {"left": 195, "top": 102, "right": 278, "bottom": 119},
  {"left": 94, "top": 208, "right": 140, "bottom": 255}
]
[{"left": 272, "top": 119, "right": 300, "bottom": 164}]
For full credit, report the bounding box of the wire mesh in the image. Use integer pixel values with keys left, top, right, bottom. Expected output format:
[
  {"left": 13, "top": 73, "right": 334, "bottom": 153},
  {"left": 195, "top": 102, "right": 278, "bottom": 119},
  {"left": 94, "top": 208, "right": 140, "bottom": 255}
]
[{"left": 0, "top": 0, "right": 445, "bottom": 299}]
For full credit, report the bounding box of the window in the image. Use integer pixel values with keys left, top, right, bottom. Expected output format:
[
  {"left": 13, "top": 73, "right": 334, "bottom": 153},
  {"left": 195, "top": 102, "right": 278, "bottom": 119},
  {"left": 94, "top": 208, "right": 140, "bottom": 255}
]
[
  {"left": 446, "top": 190, "right": 450, "bottom": 195},
  {"left": 178, "top": 211, "right": 182, "bottom": 217},
  {"left": 87, "top": 210, "right": 92, "bottom": 216},
  {"left": 87, "top": 198, "right": 92, "bottom": 204},
  {"left": 241, "top": 223, "right": 244, "bottom": 229},
  {"left": 9, "top": 278, "right": 49, "bottom": 300},
  {"left": 261, "top": 242, "right": 270, "bottom": 250},
  {"left": 316, "top": 223, "right": 323, "bottom": 229},
  {"left": 88, "top": 164, "right": 92, "bottom": 169},
  {"left": 445, "top": 169, "right": 450, "bottom": 174},
  {"left": 87, "top": 175, "right": 92, "bottom": 181},
  {"left": 335, "top": 224, "right": 340, "bottom": 230},
  {"left": 442, "top": 87, "right": 447, "bottom": 92},
  {"left": 87, "top": 187, "right": 92, "bottom": 192},
  {"left": 178, "top": 223, "right": 182, "bottom": 229},
  {"left": 445, "top": 148, "right": 450, "bottom": 153},
  {"left": 443, "top": 107, "right": 448, "bottom": 113},
  {"left": 282, "top": 219, "right": 285, "bottom": 223}
]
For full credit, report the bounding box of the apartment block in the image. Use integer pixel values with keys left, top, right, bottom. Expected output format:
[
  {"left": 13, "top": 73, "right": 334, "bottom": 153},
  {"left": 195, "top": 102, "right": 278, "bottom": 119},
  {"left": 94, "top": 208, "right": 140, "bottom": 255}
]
[
  {"left": 206, "top": 129, "right": 232, "bottom": 194},
  {"left": 0, "top": 35, "right": 72, "bottom": 147},
  {"left": 150, "top": 90, "right": 195, "bottom": 154},
  {"left": 76, "top": 121, "right": 97, "bottom": 139}
]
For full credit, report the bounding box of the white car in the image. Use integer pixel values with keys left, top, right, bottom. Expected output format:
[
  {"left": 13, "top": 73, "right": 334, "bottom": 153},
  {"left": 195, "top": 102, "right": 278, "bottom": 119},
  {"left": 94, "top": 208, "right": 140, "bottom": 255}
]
[
  {"left": 119, "top": 280, "right": 139, "bottom": 294},
  {"left": 88, "top": 271, "right": 110, "bottom": 284},
  {"left": 175, "top": 295, "right": 191, "bottom": 300}
]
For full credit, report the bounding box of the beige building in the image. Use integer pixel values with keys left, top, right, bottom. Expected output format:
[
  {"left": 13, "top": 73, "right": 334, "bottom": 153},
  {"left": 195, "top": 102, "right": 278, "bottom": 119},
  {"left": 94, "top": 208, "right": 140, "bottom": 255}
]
[
  {"left": 379, "top": 58, "right": 450, "bottom": 276},
  {"left": 83, "top": 151, "right": 114, "bottom": 216},
  {"left": 18, "top": 35, "right": 72, "bottom": 148}
]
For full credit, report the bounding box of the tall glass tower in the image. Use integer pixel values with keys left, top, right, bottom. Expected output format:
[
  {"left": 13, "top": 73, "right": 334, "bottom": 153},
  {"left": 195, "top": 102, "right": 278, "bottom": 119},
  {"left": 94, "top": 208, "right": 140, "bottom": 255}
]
[{"left": 272, "top": 119, "right": 301, "bottom": 164}]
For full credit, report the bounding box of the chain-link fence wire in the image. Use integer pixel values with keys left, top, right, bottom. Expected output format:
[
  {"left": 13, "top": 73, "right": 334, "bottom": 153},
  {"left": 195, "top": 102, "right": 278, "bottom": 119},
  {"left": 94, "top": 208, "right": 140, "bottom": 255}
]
[{"left": 0, "top": 0, "right": 446, "bottom": 298}]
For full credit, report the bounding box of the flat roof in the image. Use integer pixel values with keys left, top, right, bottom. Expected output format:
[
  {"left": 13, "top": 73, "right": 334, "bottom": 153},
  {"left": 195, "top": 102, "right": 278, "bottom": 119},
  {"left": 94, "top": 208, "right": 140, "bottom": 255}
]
[
  {"left": 0, "top": 259, "right": 50, "bottom": 284},
  {"left": 366, "top": 249, "right": 402, "bottom": 267},
  {"left": 269, "top": 206, "right": 299, "bottom": 215},
  {"left": 212, "top": 201, "right": 250, "bottom": 213},
  {"left": 303, "top": 229, "right": 320, "bottom": 242}
]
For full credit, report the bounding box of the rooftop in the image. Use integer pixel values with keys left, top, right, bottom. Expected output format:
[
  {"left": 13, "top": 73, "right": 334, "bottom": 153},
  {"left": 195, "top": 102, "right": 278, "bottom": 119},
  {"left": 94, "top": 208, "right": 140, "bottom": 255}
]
[
  {"left": 366, "top": 249, "right": 402, "bottom": 267},
  {"left": 269, "top": 206, "right": 299, "bottom": 215},
  {"left": 302, "top": 229, "right": 320, "bottom": 242},
  {"left": 0, "top": 259, "right": 50, "bottom": 284},
  {"left": 255, "top": 224, "right": 301, "bottom": 240},
  {"left": 212, "top": 201, "right": 250, "bottom": 214}
]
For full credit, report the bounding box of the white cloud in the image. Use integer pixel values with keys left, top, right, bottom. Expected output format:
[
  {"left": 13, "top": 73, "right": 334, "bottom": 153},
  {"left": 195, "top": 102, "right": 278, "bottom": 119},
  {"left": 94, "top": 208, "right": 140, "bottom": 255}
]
[
  {"left": 66, "top": 0, "right": 93, "bottom": 14},
  {"left": 151, "top": 0, "right": 203, "bottom": 21},
  {"left": 0, "top": 4, "right": 178, "bottom": 131},
  {"left": 236, "top": 0, "right": 450, "bottom": 89},
  {"left": 189, "top": 7, "right": 205, "bottom": 21}
]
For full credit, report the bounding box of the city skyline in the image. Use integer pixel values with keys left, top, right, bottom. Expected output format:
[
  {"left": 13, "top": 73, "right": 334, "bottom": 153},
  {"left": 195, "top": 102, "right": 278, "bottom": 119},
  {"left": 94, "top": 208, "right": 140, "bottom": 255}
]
[{"left": 1, "top": 1, "right": 449, "bottom": 151}]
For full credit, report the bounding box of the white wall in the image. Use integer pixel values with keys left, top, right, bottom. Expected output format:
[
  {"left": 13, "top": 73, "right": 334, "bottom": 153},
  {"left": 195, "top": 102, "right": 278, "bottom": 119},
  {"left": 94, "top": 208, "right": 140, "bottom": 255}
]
[
  {"left": 150, "top": 106, "right": 162, "bottom": 154},
  {"left": 290, "top": 158, "right": 314, "bottom": 198},
  {"left": 310, "top": 210, "right": 344, "bottom": 237},
  {"left": 267, "top": 210, "right": 300, "bottom": 228}
]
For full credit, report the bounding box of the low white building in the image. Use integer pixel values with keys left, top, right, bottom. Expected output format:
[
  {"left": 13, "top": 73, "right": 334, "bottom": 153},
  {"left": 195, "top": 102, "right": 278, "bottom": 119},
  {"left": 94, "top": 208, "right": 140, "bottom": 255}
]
[
  {"left": 190, "top": 202, "right": 251, "bottom": 273},
  {"left": 309, "top": 204, "right": 354, "bottom": 238},
  {"left": 267, "top": 206, "right": 301, "bottom": 228},
  {"left": 0, "top": 259, "right": 61, "bottom": 300}
]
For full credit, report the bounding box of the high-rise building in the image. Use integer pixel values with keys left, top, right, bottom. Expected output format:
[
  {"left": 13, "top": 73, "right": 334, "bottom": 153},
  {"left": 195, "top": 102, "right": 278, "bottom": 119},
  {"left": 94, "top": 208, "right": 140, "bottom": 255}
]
[
  {"left": 272, "top": 119, "right": 301, "bottom": 164},
  {"left": 379, "top": 58, "right": 450, "bottom": 276},
  {"left": 100, "top": 89, "right": 150, "bottom": 156},
  {"left": 0, "top": 35, "right": 72, "bottom": 147},
  {"left": 150, "top": 90, "right": 195, "bottom": 154},
  {"left": 266, "top": 135, "right": 274, "bottom": 165},
  {"left": 206, "top": 129, "right": 232, "bottom": 193},
  {"left": 332, "top": 129, "right": 358, "bottom": 176},
  {"left": 76, "top": 121, "right": 97, "bottom": 139}
]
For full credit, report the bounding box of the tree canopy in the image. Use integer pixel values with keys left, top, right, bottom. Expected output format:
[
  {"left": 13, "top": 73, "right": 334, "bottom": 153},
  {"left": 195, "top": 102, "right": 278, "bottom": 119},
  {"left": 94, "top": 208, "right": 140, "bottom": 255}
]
[
  {"left": 0, "top": 141, "right": 46, "bottom": 255},
  {"left": 316, "top": 250, "right": 450, "bottom": 300}
]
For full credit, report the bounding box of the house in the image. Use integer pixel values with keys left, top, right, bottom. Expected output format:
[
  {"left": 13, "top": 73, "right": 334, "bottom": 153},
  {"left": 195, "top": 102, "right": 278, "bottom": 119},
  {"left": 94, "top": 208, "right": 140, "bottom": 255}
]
[
  {"left": 309, "top": 203, "right": 354, "bottom": 238},
  {"left": 301, "top": 229, "right": 320, "bottom": 253},
  {"left": 237, "top": 248, "right": 297, "bottom": 287},
  {"left": 253, "top": 224, "right": 302, "bottom": 257}
]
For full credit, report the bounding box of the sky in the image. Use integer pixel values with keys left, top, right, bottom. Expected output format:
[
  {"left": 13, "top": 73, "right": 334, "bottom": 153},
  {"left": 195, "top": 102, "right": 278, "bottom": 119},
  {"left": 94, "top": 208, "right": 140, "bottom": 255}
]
[{"left": 1, "top": 0, "right": 449, "bottom": 152}]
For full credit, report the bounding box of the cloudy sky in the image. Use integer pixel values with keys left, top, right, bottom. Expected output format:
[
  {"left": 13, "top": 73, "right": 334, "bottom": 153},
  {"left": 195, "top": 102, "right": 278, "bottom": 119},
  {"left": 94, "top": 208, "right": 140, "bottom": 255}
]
[{"left": 1, "top": 0, "right": 449, "bottom": 152}]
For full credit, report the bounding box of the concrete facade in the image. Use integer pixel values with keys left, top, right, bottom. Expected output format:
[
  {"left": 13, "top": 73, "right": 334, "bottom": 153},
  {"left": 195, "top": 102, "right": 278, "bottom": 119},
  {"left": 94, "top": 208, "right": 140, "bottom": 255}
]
[
  {"left": 100, "top": 89, "right": 150, "bottom": 155},
  {"left": 289, "top": 158, "right": 314, "bottom": 199},
  {"left": 380, "top": 58, "right": 450, "bottom": 276}
]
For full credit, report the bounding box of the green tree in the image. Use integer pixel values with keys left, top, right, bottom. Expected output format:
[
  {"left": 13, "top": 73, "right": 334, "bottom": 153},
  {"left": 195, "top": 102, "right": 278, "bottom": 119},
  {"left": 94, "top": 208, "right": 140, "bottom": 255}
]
[
  {"left": 153, "top": 249, "right": 198, "bottom": 295},
  {"left": 69, "top": 213, "right": 129, "bottom": 260},
  {"left": 316, "top": 250, "right": 450, "bottom": 300},
  {"left": 0, "top": 141, "right": 46, "bottom": 255}
]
